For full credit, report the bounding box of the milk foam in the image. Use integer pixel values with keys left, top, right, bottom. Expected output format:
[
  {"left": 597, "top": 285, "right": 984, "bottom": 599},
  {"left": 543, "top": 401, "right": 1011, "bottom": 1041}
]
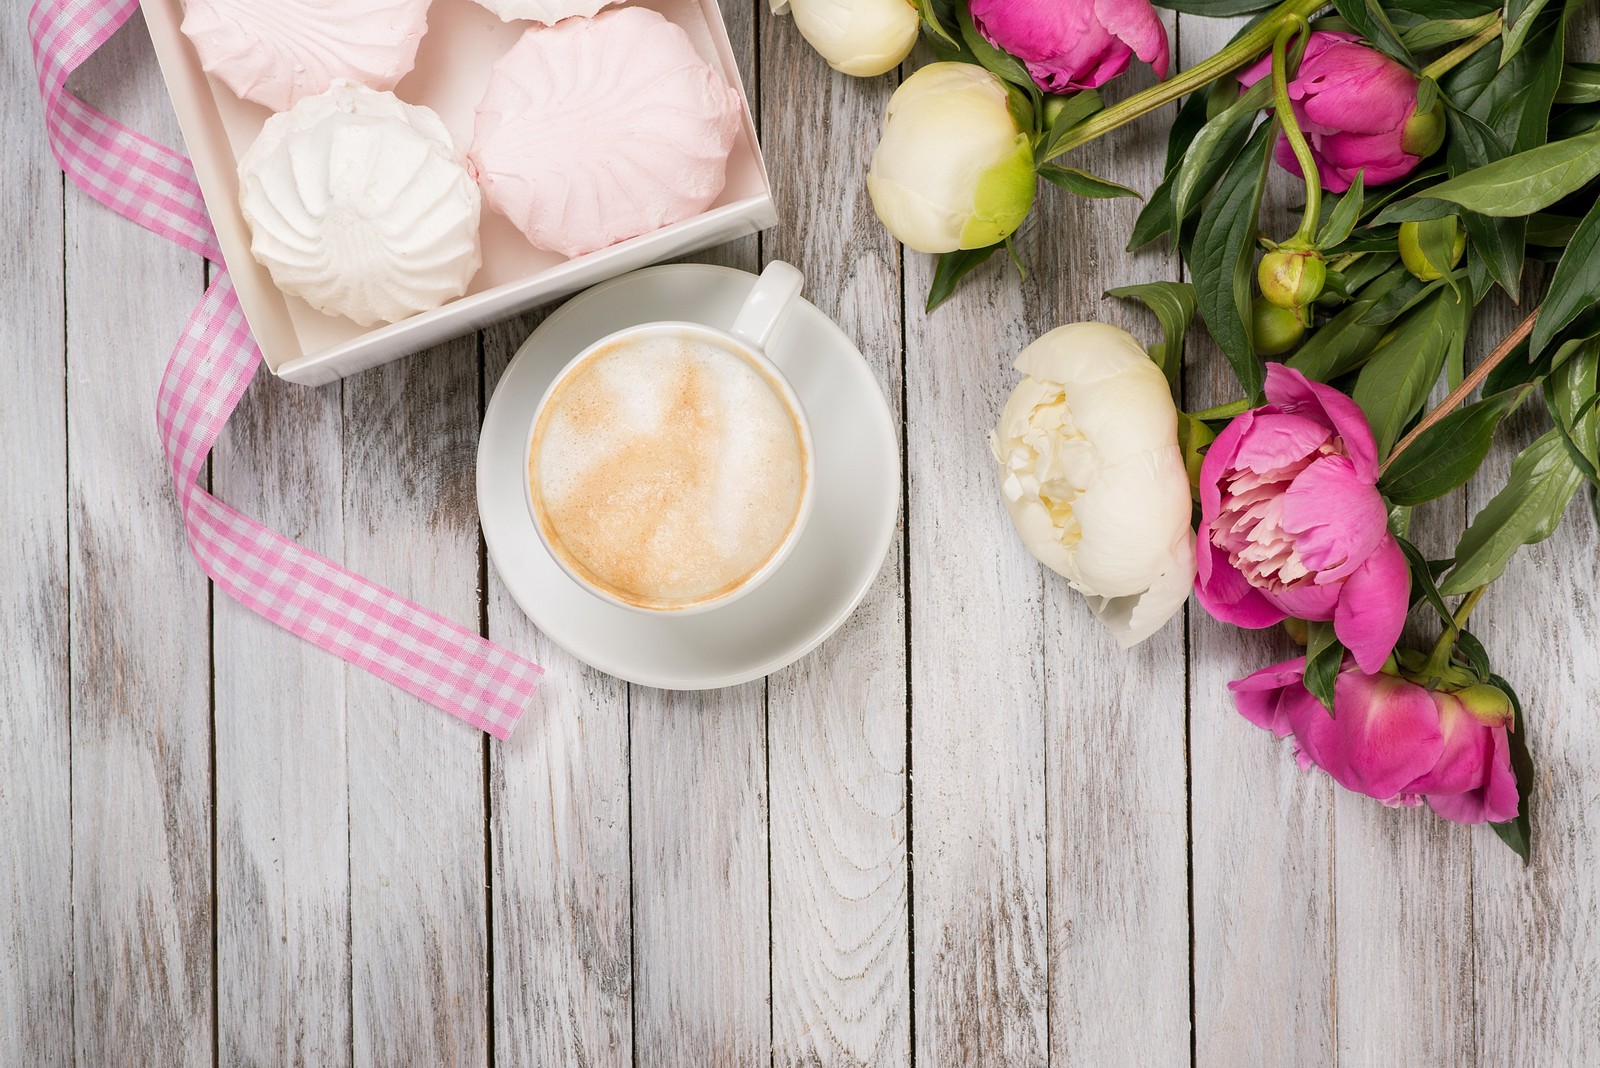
[{"left": 531, "top": 332, "right": 806, "bottom": 607}]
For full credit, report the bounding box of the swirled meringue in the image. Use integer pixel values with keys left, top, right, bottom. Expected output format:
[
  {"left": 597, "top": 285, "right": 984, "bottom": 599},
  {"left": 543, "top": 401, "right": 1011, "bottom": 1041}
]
[
  {"left": 469, "top": 0, "right": 624, "bottom": 25},
  {"left": 237, "top": 81, "right": 482, "bottom": 327},
  {"left": 180, "top": 0, "right": 432, "bottom": 112},
  {"left": 469, "top": 8, "right": 744, "bottom": 259}
]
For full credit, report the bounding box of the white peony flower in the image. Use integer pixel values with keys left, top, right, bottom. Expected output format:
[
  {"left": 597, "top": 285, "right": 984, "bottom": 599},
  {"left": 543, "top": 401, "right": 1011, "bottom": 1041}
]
[
  {"left": 771, "top": 0, "right": 920, "bottom": 78},
  {"left": 866, "top": 63, "right": 1036, "bottom": 254},
  {"left": 991, "top": 322, "right": 1197, "bottom": 647}
]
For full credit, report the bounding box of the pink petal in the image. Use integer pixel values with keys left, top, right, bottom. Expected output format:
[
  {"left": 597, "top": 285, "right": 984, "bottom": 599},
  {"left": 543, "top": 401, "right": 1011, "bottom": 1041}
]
[
  {"left": 1426, "top": 728, "right": 1520, "bottom": 825},
  {"left": 1280, "top": 455, "right": 1389, "bottom": 581},
  {"left": 1287, "top": 667, "right": 1444, "bottom": 800},
  {"left": 1199, "top": 410, "right": 1253, "bottom": 520},
  {"left": 1237, "top": 31, "right": 1359, "bottom": 89},
  {"left": 1263, "top": 364, "right": 1380, "bottom": 482},
  {"left": 1195, "top": 539, "right": 1287, "bottom": 628},
  {"left": 1332, "top": 535, "right": 1409, "bottom": 673},
  {"left": 1228, "top": 412, "right": 1331, "bottom": 474},
  {"left": 1094, "top": 0, "right": 1170, "bottom": 80},
  {"left": 1299, "top": 45, "right": 1417, "bottom": 136},
  {"left": 1263, "top": 578, "right": 1339, "bottom": 621},
  {"left": 1230, "top": 656, "right": 1312, "bottom": 736}
]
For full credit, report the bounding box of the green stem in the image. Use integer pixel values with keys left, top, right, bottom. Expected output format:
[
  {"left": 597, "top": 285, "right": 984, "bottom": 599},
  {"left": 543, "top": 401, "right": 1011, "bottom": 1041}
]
[
  {"left": 1419, "top": 16, "right": 1504, "bottom": 82},
  {"left": 1189, "top": 398, "right": 1251, "bottom": 421},
  {"left": 1424, "top": 585, "right": 1488, "bottom": 675},
  {"left": 1271, "top": 18, "right": 1322, "bottom": 247},
  {"left": 1045, "top": 0, "right": 1328, "bottom": 162}
]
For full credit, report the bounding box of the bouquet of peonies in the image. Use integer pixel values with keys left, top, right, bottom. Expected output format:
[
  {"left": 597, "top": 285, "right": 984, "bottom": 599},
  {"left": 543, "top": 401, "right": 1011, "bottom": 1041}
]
[{"left": 778, "top": 0, "right": 1600, "bottom": 858}]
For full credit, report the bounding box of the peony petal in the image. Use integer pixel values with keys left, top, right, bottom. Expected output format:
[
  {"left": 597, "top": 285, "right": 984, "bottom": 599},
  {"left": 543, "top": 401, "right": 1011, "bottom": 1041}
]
[
  {"left": 1299, "top": 44, "right": 1417, "bottom": 135},
  {"left": 1427, "top": 727, "right": 1520, "bottom": 825},
  {"left": 1199, "top": 409, "right": 1253, "bottom": 520},
  {"left": 1227, "top": 412, "right": 1331, "bottom": 474},
  {"left": 1332, "top": 535, "right": 1409, "bottom": 672},
  {"left": 1195, "top": 539, "right": 1287, "bottom": 628},
  {"left": 1280, "top": 454, "right": 1389, "bottom": 581},
  {"left": 1229, "top": 656, "right": 1309, "bottom": 736},
  {"left": 1094, "top": 0, "right": 1170, "bottom": 80},
  {"left": 1288, "top": 666, "right": 1444, "bottom": 800},
  {"left": 1263, "top": 364, "right": 1380, "bottom": 482}
]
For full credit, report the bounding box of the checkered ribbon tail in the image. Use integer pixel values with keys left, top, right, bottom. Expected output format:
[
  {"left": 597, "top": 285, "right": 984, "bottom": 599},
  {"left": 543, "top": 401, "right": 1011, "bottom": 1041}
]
[{"left": 28, "top": 0, "right": 542, "bottom": 739}]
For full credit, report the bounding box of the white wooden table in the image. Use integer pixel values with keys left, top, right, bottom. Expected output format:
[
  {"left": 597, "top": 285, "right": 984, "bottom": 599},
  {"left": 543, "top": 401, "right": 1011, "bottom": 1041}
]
[{"left": 5, "top": 4, "right": 1599, "bottom": 1065}]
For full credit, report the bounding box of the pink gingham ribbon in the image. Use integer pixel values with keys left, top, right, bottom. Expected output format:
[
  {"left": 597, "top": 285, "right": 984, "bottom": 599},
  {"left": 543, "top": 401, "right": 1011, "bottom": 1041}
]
[{"left": 29, "top": 0, "right": 542, "bottom": 739}]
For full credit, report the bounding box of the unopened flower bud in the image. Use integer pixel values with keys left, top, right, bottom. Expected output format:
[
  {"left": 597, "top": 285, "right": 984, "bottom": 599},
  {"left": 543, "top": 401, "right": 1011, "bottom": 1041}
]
[
  {"left": 1400, "top": 98, "right": 1446, "bottom": 157},
  {"left": 1399, "top": 219, "right": 1467, "bottom": 282},
  {"left": 1282, "top": 617, "right": 1309, "bottom": 645},
  {"left": 1252, "top": 298, "right": 1305, "bottom": 356},
  {"left": 1455, "top": 683, "right": 1514, "bottom": 728},
  {"left": 1258, "top": 249, "right": 1326, "bottom": 309}
]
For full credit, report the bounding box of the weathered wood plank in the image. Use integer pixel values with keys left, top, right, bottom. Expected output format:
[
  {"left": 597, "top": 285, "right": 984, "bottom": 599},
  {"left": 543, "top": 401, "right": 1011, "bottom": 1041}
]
[
  {"left": 64, "top": 14, "right": 214, "bottom": 1066},
  {"left": 1028, "top": 24, "right": 1193, "bottom": 1064},
  {"left": 1330, "top": 377, "right": 1477, "bottom": 1066},
  {"left": 212, "top": 370, "right": 351, "bottom": 1065},
  {"left": 484, "top": 312, "right": 634, "bottom": 1068},
  {"left": 1181, "top": 14, "right": 1335, "bottom": 1067},
  {"left": 629, "top": 6, "right": 772, "bottom": 1065},
  {"left": 760, "top": 20, "right": 910, "bottom": 1065},
  {"left": 0, "top": 0, "right": 72, "bottom": 1061},
  {"left": 903, "top": 138, "right": 1049, "bottom": 1068},
  {"left": 342, "top": 337, "right": 490, "bottom": 1068}
]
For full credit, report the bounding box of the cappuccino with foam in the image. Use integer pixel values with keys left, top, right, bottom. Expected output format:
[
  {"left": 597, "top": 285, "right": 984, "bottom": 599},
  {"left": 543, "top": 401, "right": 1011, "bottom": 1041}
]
[{"left": 528, "top": 330, "right": 809, "bottom": 611}]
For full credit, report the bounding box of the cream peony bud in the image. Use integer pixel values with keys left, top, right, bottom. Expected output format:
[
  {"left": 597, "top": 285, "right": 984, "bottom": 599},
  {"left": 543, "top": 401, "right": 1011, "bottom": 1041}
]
[
  {"left": 867, "top": 63, "right": 1037, "bottom": 254},
  {"left": 991, "top": 323, "right": 1196, "bottom": 647},
  {"left": 771, "top": 0, "right": 919, "bottom": 78}
]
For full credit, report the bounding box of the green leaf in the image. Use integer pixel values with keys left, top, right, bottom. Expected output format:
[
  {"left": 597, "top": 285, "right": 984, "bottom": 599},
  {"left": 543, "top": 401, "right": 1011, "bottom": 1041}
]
[
  {"left": 1395, "top": 536, "right": 1454, "bottom": 627},
  {"left": 1455, "top": 630, "right": 1492, "bottom": 682},
  {"left": 914, "top": 0, "right": 960, "bottom": 48},
  {"left": 1039, "top": 164, "right": 1141, "bottom": 199},
  {"left": 1304, "top": 621, "right": 1344, "bottom": 714},
  {"left": 1316, "top": 172, "right": 1364, "bottom": 249},
  {"left": 1531, "top": 195, "right": 1600, "bottom": 356},
  {"left": 1380, "top": 386, "right": 1533, "bottom": 505},
  {"left": 1192, "top": 122, "right": 1274, "bottom": 401},
  {"left": 1353, "top": 286, "right": 1471, "bottom": 457},
  {"left": 1130, "top": 90, "right": 1213, "bottom": 250},
  {"left": 1445, "top": 108, "right": 1526, "bottom": 301},
  {"left": 1357, "top": 274, "right": 1433, "bottom": 327},
  {"left": 1557, "top": 62, "right": 1600, "bottom": 105},
  {"left": 926, "top": 244, "right": 1003, "bottom": 312},
  {"left": 1040, "top": 90, "right": 1104, "bottom": 160},
  {"left": 956, "top": 5, "right": 1037, "bottom": 93},
  {"left": 1543, "top": 340, "right": 1600, "bottom": 488},
  {"left": 1441, "top": 428, "right": 1589, "bottom": 593},
  {"left": 1403, "top": 126, "right": 1600, "bottom": 218},
  {"left": 1400, "top": 12, "right": 1500, "bottom": 50},
  {"left": 1288, "top": 265, "right": 1410, "bottom": 382},
  {"left": 1500, "top": 0, "right": 1555, "bottom": 67},
  {"left": 1173, "top": 81, "right": 1273, "bottom": 222},
  {"left": 1489, "top": 673, "right": 1533, "bottom": 863},
  {"left": 1107, "top": 281, "right": 1198, "bottom": 395},
  {"left": 1334, "top": 0, "right": 1415, "bottom": 68}
]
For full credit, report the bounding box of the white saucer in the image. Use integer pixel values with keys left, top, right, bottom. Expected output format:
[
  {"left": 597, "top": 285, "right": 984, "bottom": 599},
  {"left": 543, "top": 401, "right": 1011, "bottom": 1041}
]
[{"left": 478, "top": 264, "right": 901, "bottom": 689}]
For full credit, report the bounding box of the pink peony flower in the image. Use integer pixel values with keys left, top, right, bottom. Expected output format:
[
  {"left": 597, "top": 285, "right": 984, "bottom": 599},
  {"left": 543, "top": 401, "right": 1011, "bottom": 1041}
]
[
  {"left": 1237, "top": 31, "right": 1439, "bottom": 193},
  {"left": 969, "top": 0, "right": 1170, "bottom": 93},
  {"left": 1195, "top": 364, "right": 1409, "bottom": 673},
  {"left": 1231, "top": 656, "right": 1520, "bottom": 825}
]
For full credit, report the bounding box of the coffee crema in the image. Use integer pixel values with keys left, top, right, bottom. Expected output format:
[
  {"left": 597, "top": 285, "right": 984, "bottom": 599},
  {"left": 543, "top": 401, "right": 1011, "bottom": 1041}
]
[{"left": 529, "top": 331, "right": 808, "bottom": 609}]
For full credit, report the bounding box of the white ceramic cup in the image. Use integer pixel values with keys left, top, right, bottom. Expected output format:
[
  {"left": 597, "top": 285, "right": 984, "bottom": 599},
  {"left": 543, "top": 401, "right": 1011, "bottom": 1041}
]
[{"left": 524, "top": 261, "right": 813, "bottom": 615}]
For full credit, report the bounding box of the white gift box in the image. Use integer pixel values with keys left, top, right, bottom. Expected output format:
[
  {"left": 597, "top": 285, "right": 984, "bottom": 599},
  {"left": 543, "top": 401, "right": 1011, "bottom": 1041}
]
[{"left": 140, "top": 0, "right": 776, "bottom": 385}]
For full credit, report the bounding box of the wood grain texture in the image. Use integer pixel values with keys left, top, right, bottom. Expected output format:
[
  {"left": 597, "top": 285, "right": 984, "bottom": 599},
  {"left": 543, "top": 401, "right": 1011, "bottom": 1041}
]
[
  {"left": 64, "top": 14, "right": 214, "bottom": 1067},
  {"left": 0, "top": 0, "right": 72, "bottom": 1061},
  {"left": 1181, "top": 16, "right": 1335, "bottom": 1068},
  {"left": 761, "top": 18, "right": 910, "bottom": 1065},
  {"left": 342, "top": 337, "right": 489, "bottom": 1068},
  {"left": 1028, "top": 26, "right": 1193, "bottom": 1066},
  {"left": 628, "top": 8, "right": 773, "bottom": 1067},
  {"left": 212, "top": 369, "right": 352, "bottom": 1067},
  {"left": 904, "top": 131, "right": 1050, "bottom": 1068},
  {"left": 484, "top": 312, "right": 633, "bottom": 1068}
]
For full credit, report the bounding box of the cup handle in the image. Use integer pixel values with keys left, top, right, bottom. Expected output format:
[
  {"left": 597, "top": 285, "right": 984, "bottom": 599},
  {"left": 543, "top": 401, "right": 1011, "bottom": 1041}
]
[{"left": 729, "top": 261, "right": 804, "bottom": 354}]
